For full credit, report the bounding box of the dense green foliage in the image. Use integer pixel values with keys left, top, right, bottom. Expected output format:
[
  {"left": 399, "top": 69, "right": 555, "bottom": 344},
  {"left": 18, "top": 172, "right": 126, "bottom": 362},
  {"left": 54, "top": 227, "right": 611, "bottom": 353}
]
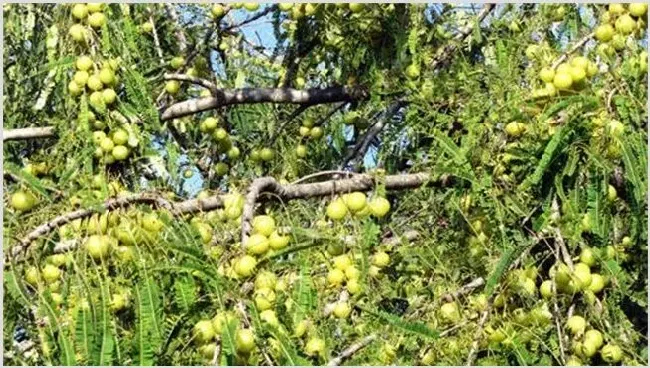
[{"left": 3, "top": 2, "right": 648, "bottom": 366}]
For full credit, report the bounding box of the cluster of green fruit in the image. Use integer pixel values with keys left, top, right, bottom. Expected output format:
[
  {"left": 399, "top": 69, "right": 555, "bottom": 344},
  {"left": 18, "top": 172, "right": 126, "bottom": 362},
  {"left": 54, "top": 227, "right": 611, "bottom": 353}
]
[
  {"left": 546, "top": 250, "right": 609, "bottom": 297},
  {"left": 23, "top": 233, "right": 132, "bottom": 313},
  {"left": 191, "top": 313, "right": 256, "bottom": 361},
  {"left": 210, "top": 2, "right": 259, "bottom": 20},
  {"left": 534, "top": 56, "right": 599, "bottom": 98},
  {"left": 69, "top": 54, "right": 120, "bottom": 110},
  {"left": 278, "top": 3, "right": 364, "bottom": 20},
  {"left": 242, "top": 215, "right": 290, "bottom": 257},
  {"left": 565, "top": 315, "right": 622, "bottom": 365},
  {"left": 325, "top": 191, "right": 391, "bottom": 221},
  {"left": 91, "top": 128, "right": 134, "bottom": 163},
  {"left": 204, "top": 191, "right": 245, "bottom": 224},
  {"left": 594, "top": 3, "right": 647, "bottom": 57},
  {"left": 197, "top": 116, "right": 241, "bottom": 177},
  {"left": 326, "top": 254, "right": 363, "bottom": 301},
  {"left": 295, "top": 117, "right": 324, "bottom": 158},
  {"left": 249, "top": 147, "right": 276, "bottom": 164},
  {"left": 69, "top": 3, "right": 107, "bottom": 40}
]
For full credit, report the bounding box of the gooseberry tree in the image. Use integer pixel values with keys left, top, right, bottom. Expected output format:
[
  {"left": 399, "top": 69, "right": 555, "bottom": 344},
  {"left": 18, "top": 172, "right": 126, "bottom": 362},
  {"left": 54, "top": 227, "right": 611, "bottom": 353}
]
[{"left": 2, "top": 2, "right": 648, "bottom": 366}]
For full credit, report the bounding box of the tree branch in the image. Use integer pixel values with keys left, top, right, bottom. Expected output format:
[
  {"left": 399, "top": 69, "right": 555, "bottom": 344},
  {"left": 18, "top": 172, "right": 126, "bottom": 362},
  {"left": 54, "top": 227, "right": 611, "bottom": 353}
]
[
  {"left": 326, "top": 334, "right": 377, "bottom": 366},
  {"left": 148, "top": 8, "right": 165, "bottom": 65},
  {"left": 163, "top": 73, "right": 218, "bottom": 91},
  {"left": 11, "top": 171, "right": 453, "bottom": 263},
  {"left": 441, "top": 277, "right": 485, "bottom": 303},
  {"left": 339, "top": 100, "right": 407, "bottom": 171},
  {"left": 3, "top": 127, "right": 56, "bottom": 141},
  {"left": 240, "top": 172, "right": 450, "bottom": 244},
  {"left": 222, "top": 5, "right": 277, "bottom": 32},
  {"left": 160, "top": 86, "right": 367, "bottom": 121},
  {"left": 551, "top": 32, "right": 595, "bottom": 70},
  {"left": 431, "top": 3, "right": 495, "bottom": 69}
]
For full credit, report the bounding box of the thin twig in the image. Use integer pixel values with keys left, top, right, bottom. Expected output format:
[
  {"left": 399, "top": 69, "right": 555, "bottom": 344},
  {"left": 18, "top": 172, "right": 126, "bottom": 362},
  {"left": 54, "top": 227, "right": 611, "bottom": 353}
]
[
  {"left": 465, "top": 309, "right": 490, "bottom": 366},
  {"left": 552, "top": 242, "right": 567, "bottom": 365},
  {"left": 211, "top": 338, "right": 221, "bottom": 366},
  {"left": 551, "top": 32, "right": 595, "bottom": 70},
  {"left": 163, "top": 73, "right": 218, "bottom": 91},
  {"left": 326, "top": 334, "right": 377, "bottom": 366},
  {"left": 441, "top": 277, "right": 486, "bottom": 303},
  {"left": 148, "top": 9, "right": 165, "bottom": 65},
  {"left": 339, "top": 100, "right": 407, "bottom": 171},
  {"left": 222, "top": 5, "right": 277, "bottom": 32},
  {"left": 269, "top": 101, "right": 346, "bottom": 145}
]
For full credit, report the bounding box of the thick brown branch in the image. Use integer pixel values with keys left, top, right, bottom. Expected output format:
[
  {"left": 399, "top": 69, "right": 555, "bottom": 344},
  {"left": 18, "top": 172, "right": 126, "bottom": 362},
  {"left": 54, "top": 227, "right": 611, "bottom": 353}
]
[
  {"left": 161, "top": 86, "right": 367, "bottom": 121},
  {"left": 163, "top": 73, "right": 218, "bottom": 91},
  {"left": 326, "top": 334, "right": 377, "bottom": 366},
  {"left": 3, "top": 127, "right": 56, "bottom": 141}
]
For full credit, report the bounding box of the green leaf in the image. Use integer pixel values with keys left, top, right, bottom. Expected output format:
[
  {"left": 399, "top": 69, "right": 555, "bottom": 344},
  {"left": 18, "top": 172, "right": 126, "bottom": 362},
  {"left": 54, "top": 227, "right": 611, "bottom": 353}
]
[
  {"left": 93, "top": 284, "right": 114, "bottom": 366},
  {"left": 266, "top": 324, "right": 309, "bottom": 366},
  {"left": 4, "top": 162, "right": 53, "bottom": 201},
  {"left": 520, "top": 123, "right": 572, "bottom": 190},
  {"left": 75, "top": 306, "right": 95, "bottom": 364},
  {"left": 291, "top": 264, "right": 316, "bottom": 325},
  {"left": 615, "top": 136, "right": 645, "bottom": 205},
  {"left": 134, "top": 284, "right": 156, "bottom": 366},
  {"left": 173, "top": 275, "right": 197, "bottom": 313},
  {"left": 363, "top": 308, "right": 439, "bottom": 340}
]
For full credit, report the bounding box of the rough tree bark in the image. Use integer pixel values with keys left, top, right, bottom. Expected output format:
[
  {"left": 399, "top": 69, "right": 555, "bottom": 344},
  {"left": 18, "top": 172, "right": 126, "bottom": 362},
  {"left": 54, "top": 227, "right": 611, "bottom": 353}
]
[{"left": 160, "top": 86, "right": 368, "bottom": 121}]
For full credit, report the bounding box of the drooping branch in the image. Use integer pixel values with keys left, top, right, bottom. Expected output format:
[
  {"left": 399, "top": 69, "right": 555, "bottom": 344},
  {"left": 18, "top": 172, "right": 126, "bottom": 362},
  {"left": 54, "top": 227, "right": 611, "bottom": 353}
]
[
  {"left": 326, "top": 334, "right": 377, "bottom": 366},
  {"left": 160, "top": 86, "right": 367, "bottom": 121},
  {"left": 11, "top": 171, "right": 452, "bottom": 263},
  {"left": 339, "top": 100, "right": 407, "bottom": 171},
  {"left": 9, "top": 192, "right": 222, "bottom": 261},
  {"left": 3, "top": 127, "right": 56, "bottom": 141},
  {"left": 163, "top": 73, "right": 218, "bottom": 91}
]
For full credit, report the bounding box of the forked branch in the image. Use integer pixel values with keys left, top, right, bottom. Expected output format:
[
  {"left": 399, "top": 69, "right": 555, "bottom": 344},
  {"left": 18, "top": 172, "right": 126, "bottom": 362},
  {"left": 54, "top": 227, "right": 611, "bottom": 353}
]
[{"left": 11, "top": 171, "right": 451, "bottom": 263}]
